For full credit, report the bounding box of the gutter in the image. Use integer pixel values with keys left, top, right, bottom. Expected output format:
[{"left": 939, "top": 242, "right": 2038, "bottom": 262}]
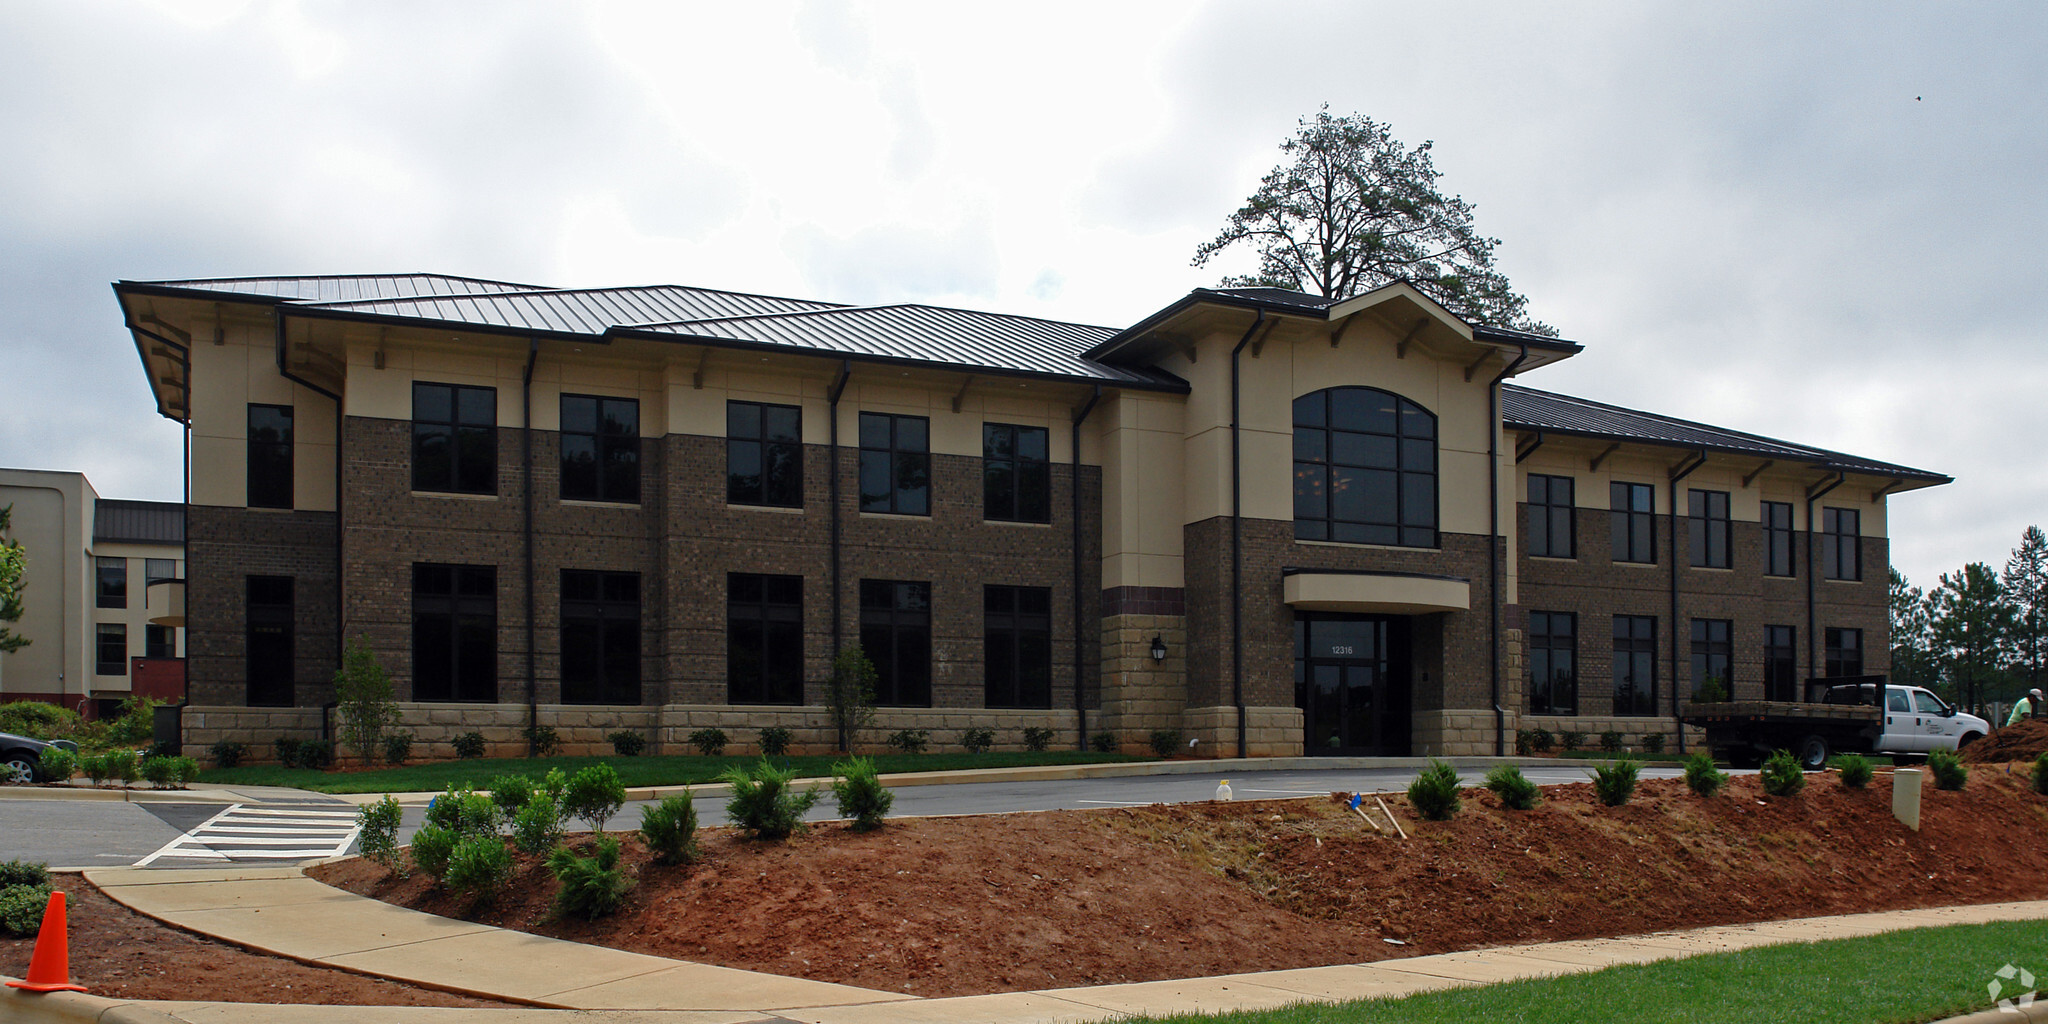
[
  {"left": 1228, "top": 310, "right": 1265, "bottom": 759},
  {"left": 1666, "top": 450, "right": 1707, "bottom": 753},
  {"left": 1486, "top": 344, "right": 1530, "bottom": 756},
  {"left": 1071, "top": 385, "right": 1102, "bottom": 750},
  {"left": 827, "top": 360, "right": 852, "bottom": 752},
  {"left": 1805, "top": 472, "right": 1845, "bottom": 683},
  {"left": 523, "top": 338, "right": 540, "bottom": 755}
]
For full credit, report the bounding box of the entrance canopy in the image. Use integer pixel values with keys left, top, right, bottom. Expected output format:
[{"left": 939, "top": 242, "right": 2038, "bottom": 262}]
[{"left": 1282, "top": 568, "right": 1469, "bottom": 615}]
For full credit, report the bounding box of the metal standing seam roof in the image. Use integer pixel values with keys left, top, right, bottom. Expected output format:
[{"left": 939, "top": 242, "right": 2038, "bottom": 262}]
[
  {"left": 1502, "top": 384, "right": 1949, "bottom": 482},
  {"left": 130, "top": 274, "right": 548, "bottom": 303},
  {"left": 93, "top": 500, "right": 185, "bottom": 545},
  {"left": 298, "top": 285, "right": 843, "bottom": 337}
]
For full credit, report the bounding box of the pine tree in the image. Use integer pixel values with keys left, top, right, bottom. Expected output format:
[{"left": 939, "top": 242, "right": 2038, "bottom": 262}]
[
  {"left": 1928, "top": 562, "right": 2015, "bottom": 712},
  {"left": 2003, "top": 525, "right": 2048, "bottom": 691},
  {"left": 1888, "top": 567, "right": 1937, "bottom": 685}
]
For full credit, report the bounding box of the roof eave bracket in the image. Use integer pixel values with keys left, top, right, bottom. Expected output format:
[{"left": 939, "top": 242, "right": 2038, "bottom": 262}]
[{"left": 1588, "top": 442, "right": 1622, "bottom": 472}]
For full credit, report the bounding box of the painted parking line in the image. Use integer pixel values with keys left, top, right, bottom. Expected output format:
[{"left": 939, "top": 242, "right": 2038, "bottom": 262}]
[{"left": 135, "top": 804, "right": 360, "bottom": 866}]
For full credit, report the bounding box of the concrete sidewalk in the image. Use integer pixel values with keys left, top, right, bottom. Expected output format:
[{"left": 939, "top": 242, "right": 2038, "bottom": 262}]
[{"left": 62, "top": 865, "right": 2048, "bottom": 1023}]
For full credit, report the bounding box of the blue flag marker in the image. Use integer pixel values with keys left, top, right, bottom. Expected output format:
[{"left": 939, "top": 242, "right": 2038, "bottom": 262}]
[{"left": 1350, "top": 793, "right": 1362, "bottom": 811}]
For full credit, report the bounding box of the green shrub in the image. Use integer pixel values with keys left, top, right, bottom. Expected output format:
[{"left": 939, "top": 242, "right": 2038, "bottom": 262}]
[
  {"left": 141, "top": 755, "right": 177, "bottom": 788},
  {"left": 444, "top": 834, "right": 513, "bottom": 904},
  {"left": 564, "top": 763, "right": 626, "bottom": 833},
  {"left": 1023, "top": 727, "right": 1055, "bottom": 752},
  {"left": 1761, "top": 749, "right": 1806, "bottom": 797},
  {"left": 757, "top": 727, "right": 793, "bottom": 757},
  {"left": 0, "top": 701, "right": 81, "bottom": 740},
  {"left": 608, "top": 731, "right": 646, "bottom": 757},
  {"left": 382, "top": 733, "right": 413, "bottom": 766},
  {"left": 107, "top": 696, "right": 159, "bottom": 747},
  {"left": 546, "top": 833, "right": 631, "bottom": 920},
  {"left": 37, "top": 746, "right": 76, "bottom": 783},
  {"left": 1091, "top": 731, "right": 1117, "bottom": 753},
  {"left": 1683, "top": 751, "right": 1727, "bottom": 798},
  {"left": 1407, "top": 759, "right": 1462, "bottom": 821},
  {"left": 1592, "top": 759, "right": 1642, "bottom": 807},
  {"left": 80, "top": 752, "right": 112, "bottom": 787},
  {"left": 427, "top": 786, "right": 501, "bottom": 836},
  {"left": 0, "top": 860, "right": 52, "bottom": 889},
  {"left": 102, "top": 748, "right": 139, "bottom": 785},
  {"left": 1599, "top": 730, "right": 1624, "bottom": 753},
  {"left": 1514, "top": 729, "right": 1536, "bottom": 756},
  {"left": 489, "top": 774, "right": 536, "bottom": 816},
  {"left": 1643, "top": 732, "right": 1667, "bottom": 754},
  {"left": 832, "top": 756, "right": 894, "bottom": 831},
  {"left": 722, "top": 758, "right": 822, "bottom": 840},
  {"left": 452, "top": 731, "right": 487, "bottom": 759},
  {"left": 1834, "top": 752, "right": 1874, "bottom": 789},
  {"left": 522, "top": 725, "right": 560, "bottom": 758},
  {"left": 1928, "top": 748, "right": 1969, "bottom": 790},
  {"left": 1560, "top": 730, "right": 1584, "bottom": 752},
  {"left": 639, "top": 793, "right": 700, "bottom": 865},
  {"left": 884, "top": 729, "right": 928, "bottom": 754},
  {"left": 171, "top": 756, "right": 199, "bottom": 786},
  {"left": 357, "top": 795, "right": 404, "bottom": 869},
  {"left": 1148, "top": 729, "right": 1184, "bottom": 758},
  {"left": 209, "top": 740, "right": 250, "bottom": 769},
  {"left": 1530, "top": 728, "right": 1555, "bottom": 752},
  {"left": 0, "top": 883, "right": 51, "bottom": 938},
  {"left": 2034, "top": 751, "right": 2048, "bottom": 796},
  {"left": 688, "top": 728, "right": 728, "bottom": 757},
  {"left": 273, "top": 737, "right": 302, "bottom": 766},
  {"left": 1484, "top": 763, "right": 1540, "bottom": 810},
  {"left": 512, "top": 794, "right": 565, "bottom": 855},
  {"left": 274, "top": 738, "right": 333, "bottom": 770},
  {"left": 540, "top": 767, "right": 569, "bottom": 804},
  {"left": 961, "top": 727, "right": 994, "bottom": 754},
  {"left": 409, "top": 823, "right": 458, "bottom": 878}
]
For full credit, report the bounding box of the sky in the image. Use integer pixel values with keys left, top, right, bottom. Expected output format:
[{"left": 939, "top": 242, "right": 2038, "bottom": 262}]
[{"left": 1, "top": 0, "right": 2043, "bottom": 592}]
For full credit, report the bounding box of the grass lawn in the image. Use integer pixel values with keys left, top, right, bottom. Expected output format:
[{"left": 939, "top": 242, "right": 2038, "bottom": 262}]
[
  {"left": 199, "top": 750, "right": 1150, "bottom": 794},
  {"left": 1127, "top": 919, "right": 2048, "bottom": 1024}
]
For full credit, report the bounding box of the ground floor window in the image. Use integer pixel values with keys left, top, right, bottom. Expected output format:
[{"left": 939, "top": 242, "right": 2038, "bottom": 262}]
[
  {"left": 728, "top": 573, "right": 803, "bottom": 705},
  {"left": 561, "top": 570, "right": 640, "bottom": 705},
  {"left": 413, "top": 564, "right": 496, "bottom": 702},
  {"left": 1763, "top": 625, "right": 1797, "bottom": 701},
  {"left": 1825, "top": 627, "right": 1864, "bottom": 678},
  {"left": 861, "top": 579, "right": 931, "bottom": 706},
  {"left": 1689, "top": 618, "right": 1731, "bottom": 701},
  {"left": 246, "top": 576, "right": 292, "bottom": 706},
  {"left": 984, "top": 585, "right": 1051, "bottom": 708},
  {"left": 95, "top": 623, "right": 127, "bottom": 677},
  {"left": 1612, "top": 615, "right": 1657, "bottom": 715},
  {"left": 1527, "top": 611, "right": 1576, "bottom": 715}
]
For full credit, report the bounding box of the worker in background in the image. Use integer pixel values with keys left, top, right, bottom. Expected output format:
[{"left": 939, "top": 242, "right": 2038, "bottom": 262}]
[{"left": 2008, "top": 688, "right": 2045, "bottom": 726}]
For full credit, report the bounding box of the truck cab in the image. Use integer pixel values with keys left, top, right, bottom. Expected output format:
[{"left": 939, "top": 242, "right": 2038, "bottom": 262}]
[{"left": 1877, "top": 685, "right": 1988, "bottom": 755}]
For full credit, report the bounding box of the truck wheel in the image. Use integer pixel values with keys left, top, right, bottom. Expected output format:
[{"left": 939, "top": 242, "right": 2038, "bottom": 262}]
[
  {"left": 1796, "top": 735, "right": 1830, "bottom": 771},
  {"left": 1959, "top": 732, "right": 1984, "bottom": 750}
]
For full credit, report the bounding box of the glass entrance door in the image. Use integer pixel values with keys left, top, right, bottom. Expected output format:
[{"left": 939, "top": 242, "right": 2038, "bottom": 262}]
[{"left": 1294, "top": 613, "right": 1410, "bottom": 755}]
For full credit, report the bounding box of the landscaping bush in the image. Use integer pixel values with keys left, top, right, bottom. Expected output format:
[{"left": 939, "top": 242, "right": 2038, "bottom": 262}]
[
  {"left": 103, "top": 748, "right": 139, "bottom": 786},
  {"left": 1149, "top": 729, "right": 1184, "bottom": 758},
  {"left": 1599, "top": 730, "right": 1624, "bottom": 753},
  {"left": 1406, "top": 759, "right": 1462, "bottom": 821},
  {"left": 408, "top": 824, "right": 457, "bottom": 879},
  {"left": 688, "top": 728, "right": 728, "bottom": 757},
  {"left": 382, "top": 733, "right": 414, "bottom": 766},
  {"left": 757, "top": 727, "right": 793, "bottom": 757},
  {"left": 564, "top": 763, "right": 626, "bottom": 833},
  {"left": 1592, "top": 759, "right": 1642, "bottom": 807},
  {"left": 1834, "top": 752, "right": 1874, "bottom": 789},
  {"left": 1683, "top": 751, "right": 1727, "bottom": 798},
  {"left": 1514, "top": 729, "right": 1536, "bottom": 756},
  {"left": 832, "top": 756, "right": 893, "bottom": 832},
  {"left": 1761, "top": 749, "right": 1806, "bottom": 797},
  {"left": 80, "top": 752, "right": 113, "bottom": 787},
  {"left": 1023, "top": 727, "right": 1055, "bottom": 752},
  {"left": 488, "top": 774, "right": 536, "bottom": 816},
  {"left": 1928, "top": 748, "right": 1969, "bottom": 791},
  {"left": 1484, "top": 763, "right": 1540, "bottom": 810},
  {"left": 0, "top": 883, "right": 51, "bottom": 938},
  {"left": 885, "top": 729, "right": 929, "bottom": 755},
  {"left": 2035, "top": 751, "right": 2048, "bottom": 796},
  {"left": 512, "top": 795, "right": 565, "bottom": 855},
  {"left": 274, "top": 738, "right": 333, "bottom": 770},
  {"left": 961, "top": 727, "right": 994, "bottom": 754},
  {"left": 0, "top": 860, "right": 51, "bottom": 889},
  {"left": 333, "top": 639, "right": 402, "bottom": 767},
  {"left": 522, "top": 724, "right": 560, "bottom": 758},
  {"left": 0, "top": 701, "right": 80, "bottom": 741},
  {"left": 722, "top": 758, "right": 822, "bottom": 840},
  {"left": 444, "top": 834, "right": 513, "bottom": 904},
  {"left": 37, "top": 746, "right": 75, "bottom": 783},
  {"left": 547, "top": 833, "right": 631, "bottom": 921},
  {"left": 357, "top": 795, "right": 404, "bottom": 870},
  {"left": 1643, "top": 732, "right": 1667, "bottom": 754},
  {"left": 171, "top": 755, "right": 199, "bottom": 787},
  {"left": 540, "top": 767, "right": 569, "bottom": 804},
  {"left": 638, "top": 793, "right": 699, "bottom": 865},
  {"left": 209, "top": 740, "right": 249, "bottom": 769},
  {"left": 608, "top": 730, "right": 646, "bottom": 757},
  {"left": 107, "top": 696, "right": 159, "bottom": 747},
  {"left": 426, "top": 786, "right": 501, "bottom": 836},
  {"left": 1091, "top": 731, "right": 1116, "bottom": 753},
  {"left": 1560, "top": 730, "right": 1584, "bottom": 752},
  {"left": 1530, "top": 727, "right": 1555, "bottom": 752},
  {"left": 273, "top": 737, "right": 302, "bottom": 767},
  {"left": 141, "top": 755, "right": 177, "bottom": 788},
  {"left": 452, "top": 731, "right": 487, "bottom": 759}
]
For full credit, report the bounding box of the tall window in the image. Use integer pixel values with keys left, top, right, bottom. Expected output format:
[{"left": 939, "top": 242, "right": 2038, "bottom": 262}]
[
  {"left": 1822, "top": 508, "right": 1861, "bottom": 581},
  {"left": 561, "top": 570, "right": 640, "bottom": 704},
  {"left": 1825, "top": 627, "right": 1864, "bottom": 677},
  {"left": 145, "top": 624, "right": 176, "bottom": 659},
  {"left": 246, "top": 576, "right": 292, "bottom": 706},
  {"left": 860, "top": 579, "right": 931, "bottom": 706},
  {"left": 412, "top": 383, "right": 496, "bottom": 494},
  {"left": 96, "top": 557, "right": 127, "bottom": 609},
  {"left": 95, "top": 623, "right": 126, "bottom": 676},
  {"left": 859, "top": 413, "right": 930, "bottom": 515},
  {"left": 1610, "top": 482, "right": 1655, "bottom": 563},
  {"left": 1527, "top": 475, "right": 1575, "bottom": 558},
  {"left": 561, "top": 395, "right": 639, "bottom": 503},
  {"left": 984, "top": 424, "right": 1051, "bottom": 523},
  {"left": 1293, "top": 387, "right": 1438, "bottom": 547},
  {"left": 247, "top": 403, "right": 294, "bottom": 509},
  {"left": 1688, "top": 490, "right": 1730, "bottom": 568},
  {"left": 1690, "top": 618, "right": 1732, "bottom": 699},
  {"left": 1763, "top": 501, "right": 1796, "bottom": 577},
  {"left": 1764, "top": 625, "right": 1797, "bottom": 701},
  {"left": 985, "top": 585, "right": 1052, "bottom": 708},
  {"left": 1527, "top": 611, "right": 1577, "bottom": 715},
  {"left": 727, "top": 401, "right": 802, "bottom": 508},
  {"left": 1613, "top": 615, "right": 1657, "bottom": 715},
  {"left": 728, "top": 573, "right": 803, "bottom": 705},
  {"left": 413, "top": 564, "right": 496, "bottom": 702}
]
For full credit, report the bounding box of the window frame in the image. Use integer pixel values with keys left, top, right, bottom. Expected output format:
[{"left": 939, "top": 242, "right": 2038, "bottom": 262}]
[
  {"left": 411, "top": 382, "right": 498, "bottom": 495},
  {"left": 860, "top": 579, "right": 932, "bottom": 707},
  {"left": 1689, "top": 618, "right": 1732, "bottom": 698},
  {"left": 94, "top": 623, "right": 126, "bottom": 676},
  {"left": 984, "top": 584, "right": 1053, "bottom": 708},
  {"left": 1610, "top": 482, "right": 1656, "bottom": 563},
  {"left": 725, "top": 400, "right": 804, "bottom": 509},
  {"left": 1527, "top": 474, "right": 1575, "bottom": 559},
  {"left": 95, "top": 556, "right": 127, "bottom": 609},
  {"left": 1612, "top": 614, "right": 1657, "bottom": 716},
  {"left": 245, "top": 575, "right": 293, "bottom": 707},
  {"left": 727, "top": 572, "right": 805, "bottom": 705},
  {"left": 145, "top": 623, "right": 176, "bottom": 659},
  {"left": 1527, "top": 610, "right": 1578, "bottom": 715},
  {"left": 560, "top": 569, "right": 641, "bottom": 705},
  {"left": 247, "top": 403, "right": 294, "bottom": 509},
  {"left": 1822, "top": 507, "right": 1862, "bottom": 581},
  {"left": 1292, "top": 386, "right": 1439, "bottom": 548},
  {"left": 412, "top": 563, "right": 497, "bottom": 703},
  {"left": 983, "top": 423, "right": 1052, "bottom": 524},
  {"left": 858, "top": 413, "right": 931, "bottom": 516},
  {"left": 1688, "top": 489, "right": 1731, "bottom": 569},
  {"left": 560, "top": 394, "right": 641, "bottom": 504},
  {"left": 1763, "top": 624, "right": 1797, "bottom": 701},
  {"left": 1825, "top": 626, "right": 1864, "bottom": 677},
  {"left": 1763, "top": 501, "right": 1796, "bottom": 577}
]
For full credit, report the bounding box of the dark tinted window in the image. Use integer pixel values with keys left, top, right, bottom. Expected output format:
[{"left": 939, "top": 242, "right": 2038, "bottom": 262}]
[
  {"left": 1293, "top": 387, "right": 1437, "bottom": 547},
  {"left": 1764, "top": 625, "right": 1797, "bottom": 701},
  {"left": 728, "top": 573, "right": 803, "bottom": 705},
  {"left": 727, "top": 401, "right": 803, "bottom": 507},
  {"left": 1527, "top": 475, "right": 1575, "bottom": 559},
  {"left": 246, "top": 575, "right": 293, "bottom": 706},
  {"left": 561, "top": 570, "right": 640, "bottom": 704},
  {"left": 1688, "top": 490, "right": 1730, "bottom": 569},
  {"left": 1527, "top": 611, "right": 1576, "bottom": 714},
  {"left": 985, "top": 585, "right": 1052, "bottom": 708},
  {"left": 1690, "top": 618, "right": 1731, "bottom": 698},
  {"left": 858, "top": 413, "right": 930, "bottom": 515},
  {"left": 413, "top": 383, "right": 496, "bottom": 494},
  {"left": 1763, "top": 501, "right": 1796, "bottom": 577},
  {"left": 560, "top": 395, "right": 640, "bottom": 503},
  {"left": 96, "top": 557, "right": 126, "bottom": 609},
  {"left": 1610, "top": 482, "right": 1655, "bottom": 563},
  {"left": 1822, "top": 508, "right": 1861, "bottom": 581},
  {"left": 247, "top": 404, "right": 294, "bottom": 509},
  {"left": 1612, "top": 615, "right": 1657, "bottom": 715},
  {"left": 984, "top": 424, "right": 1051, "bottom": 523},
  {"left": 95, "top": 623, "right": 126, "bottom": 676},
  {"left": 860, "top": 579, "right": 931, "bottom": 706},
  {"left": 1825, "top": 627, "right": 1864, "bottom": 677},
  {"left": 413, "top": 563, "right": 496, "bottom": 702},
  {"left": 145, "top": 623, "right": 176, "bottom": 659}
]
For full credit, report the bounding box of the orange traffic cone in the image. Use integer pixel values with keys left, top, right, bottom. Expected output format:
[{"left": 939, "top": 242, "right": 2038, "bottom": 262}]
[{"left": 6, "top": 891, "right": 87, "bottom": 993}]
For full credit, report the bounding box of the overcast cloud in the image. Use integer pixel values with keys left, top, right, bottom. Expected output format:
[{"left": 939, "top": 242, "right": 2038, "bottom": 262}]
[{"left": 2, "top": 0, "right": 2043, "bottom": 590}]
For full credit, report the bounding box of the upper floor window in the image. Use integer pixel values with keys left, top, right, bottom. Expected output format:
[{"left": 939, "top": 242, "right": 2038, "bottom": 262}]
[
  {"left": 145, "top": 558, "right": 178, "bottom": 585},
  {"left": 1527, "top": 474, "right": 1575, "bottom": 558},
  {"left": 145, "top": 623, "right": 176, "bottom": 659},
  {"left": 1293, "top": 387, "right": 1437, "bottom": 548},
  {"left": 1610, "top": 482, "right": 1655, "bottom": 563},
  {"left": 95, "top": 623, "right": 126, "bottom": 676},
  {"left": 96, "top": 556, "right": 126, "bottom": 609},
  {"left": 413, "top": 383, "right": 496, "bottom": 495},
  {"left": 1822, "top": 507, "right": 1861, "bottom": 581},
  {"left": 984, "top": 424, "right": 1051, "bottom": 523},
  {"left": 561, "top": 395, "right": 639, "bottom": 504},
  {"left": 727, "top": 401, "right": 802, "bottom": 508},
  {"left": 859, "top": 413, "right": 930, "bottom": 516},
  {"left": 1688, "top": 489, "right": 1730, "bottom": 568},
  {"left": 247, "top": 403, "right": 293, "bottom": 509},
  {"left": 1763, "top": 501, "right": 1796, "bottom": 577}
]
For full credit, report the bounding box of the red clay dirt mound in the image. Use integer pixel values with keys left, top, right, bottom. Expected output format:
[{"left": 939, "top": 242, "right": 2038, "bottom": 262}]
[
  {"left": 1963, "top": 718, "right": 2048, "bottom": 763},
  {"left": 312, "top": 771, "right": 2048, "bottom": 998}
]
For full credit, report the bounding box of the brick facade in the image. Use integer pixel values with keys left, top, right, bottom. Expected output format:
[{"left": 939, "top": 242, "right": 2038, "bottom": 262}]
[{"left": 185, "top": 505, "right": 338, "bottom": 708}]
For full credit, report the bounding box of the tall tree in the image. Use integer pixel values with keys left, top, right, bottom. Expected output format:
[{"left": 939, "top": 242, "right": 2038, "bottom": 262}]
[
  {"left": 2003, "top": 525, "right": 2048, "bottom": 690},
  {"left": 0, "top": 504, "right": 28, "bottom": 654},
  {"left": 1888, "top": 567, "right": 1938, "bottom": 685},
  {"left": 1193, "top": 107, "right": 1556, "bottom": 336},
  {"left": 1928, "top": 562, "right": 2014, "bottom": 711}
]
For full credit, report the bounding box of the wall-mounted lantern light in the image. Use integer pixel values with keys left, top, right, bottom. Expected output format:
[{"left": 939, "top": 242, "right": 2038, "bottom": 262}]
[{"left": 1150, "top": 635, "right": 1167, "bottom": 663}]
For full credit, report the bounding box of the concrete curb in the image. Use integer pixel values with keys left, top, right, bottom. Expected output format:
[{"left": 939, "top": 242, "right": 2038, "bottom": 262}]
[
  {"left": 0, "top": 785, "right": 241, "bottom": 804},
  {"left": 1, "top": 981, "right": 187, "bottom": 1024}
]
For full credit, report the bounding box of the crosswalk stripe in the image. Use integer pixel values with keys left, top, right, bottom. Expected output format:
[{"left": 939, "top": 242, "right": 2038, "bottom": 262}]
[{"left": 136, "top": 803, "right": 361, "bottom": 866}]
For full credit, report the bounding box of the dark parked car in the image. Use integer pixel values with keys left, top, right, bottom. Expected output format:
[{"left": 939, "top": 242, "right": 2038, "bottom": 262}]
[{"left": 0, "top": 732, "right": 77, "bottom": 783}]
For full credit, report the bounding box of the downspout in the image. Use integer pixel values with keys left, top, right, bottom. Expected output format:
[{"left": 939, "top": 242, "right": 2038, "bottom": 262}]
[
  {"left": 1487, "top": 344, "right": 1530, "bottom": 757},
  {"left": 333, "top": 397, "right": 344, "bottom": 671},
  {"left": 827, "top": 360, "right": 852, "bottom": 752},
  {"left": 1071, "top": 385, "right": 1102, "bottom": 750},
  {"left": 1666, "top": 450, "right": 1706, "bottom": 753},
  {"left": 269, "top": 310, "right": 346, "bottom": 687},
  {"left": 1228, "top": 311, "right": 1265, "bottom": 760},
  {"left": 523, "top": 338, "right": 539, "bottom": 756},
  {"left": 1805, "top": 472, "right": 1845, "bottom": 690}
]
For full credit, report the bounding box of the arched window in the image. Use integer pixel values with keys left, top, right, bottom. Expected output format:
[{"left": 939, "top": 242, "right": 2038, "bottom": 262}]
[{"left": 1293, "top": 387, "right": 1437, "bottom": 547}]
